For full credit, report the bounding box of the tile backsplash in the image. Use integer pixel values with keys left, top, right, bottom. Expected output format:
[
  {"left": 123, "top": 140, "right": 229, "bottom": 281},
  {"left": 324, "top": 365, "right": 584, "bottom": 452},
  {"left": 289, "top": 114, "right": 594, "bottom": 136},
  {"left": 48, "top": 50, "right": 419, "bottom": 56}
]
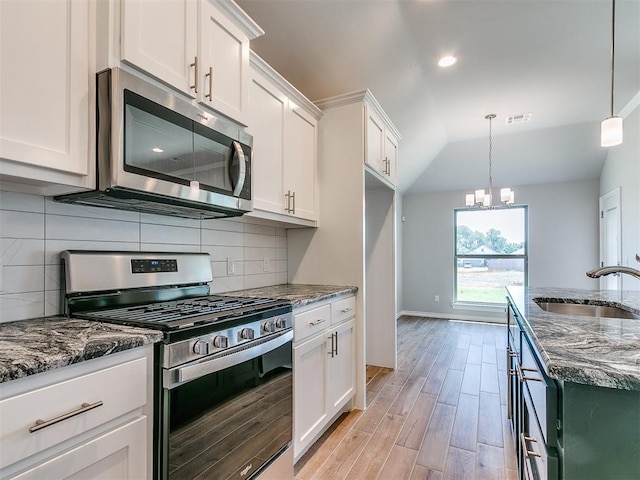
[{"left": 0, "top": 189, "right": 287, "bottom": 323}]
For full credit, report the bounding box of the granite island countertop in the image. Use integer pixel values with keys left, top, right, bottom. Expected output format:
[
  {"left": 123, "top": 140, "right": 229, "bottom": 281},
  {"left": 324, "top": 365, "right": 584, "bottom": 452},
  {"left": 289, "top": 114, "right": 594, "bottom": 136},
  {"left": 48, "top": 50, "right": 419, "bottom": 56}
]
[
  {"left": 224, "top": 284, "right": 358, "bottom": 308},
  {"left": 506, "top": 286, "right": 640, "bottom": 391},
  {"left": 0, "top": 316, "right": 163, "bottom": 384}
]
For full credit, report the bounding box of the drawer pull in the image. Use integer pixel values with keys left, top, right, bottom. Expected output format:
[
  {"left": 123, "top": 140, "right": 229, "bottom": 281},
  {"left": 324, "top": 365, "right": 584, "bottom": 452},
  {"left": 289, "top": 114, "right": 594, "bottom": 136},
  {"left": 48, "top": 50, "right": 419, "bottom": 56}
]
[
  {"left": 309, "top": 318, "right": 326, "bottom": 326},
  {"left": 516, "top": 365, "right": 543, "bottom": 383},
  {"left": 520, "top": 433, "right": 542, "bottom": 458},
  {"left": 340, "top": 307, "right": 353, "bottom": 314},
  {"left": 29, "top": 401, "right": 103, "bottom": 433}
]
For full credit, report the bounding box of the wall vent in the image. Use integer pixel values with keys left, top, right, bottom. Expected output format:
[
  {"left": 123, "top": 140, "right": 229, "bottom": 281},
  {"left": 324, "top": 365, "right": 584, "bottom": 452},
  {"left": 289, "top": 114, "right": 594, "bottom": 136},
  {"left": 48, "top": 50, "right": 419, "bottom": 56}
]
[{"left": 506, "top": 113, "right": 532, "bottom": 125}]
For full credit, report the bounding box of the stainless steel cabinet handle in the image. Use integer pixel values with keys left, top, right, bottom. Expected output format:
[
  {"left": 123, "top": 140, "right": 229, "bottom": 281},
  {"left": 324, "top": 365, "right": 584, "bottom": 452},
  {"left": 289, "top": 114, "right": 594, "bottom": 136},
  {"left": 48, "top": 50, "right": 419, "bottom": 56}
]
[
  {"left": 335, "top": 331, "right": 339, "bottom": 356},
  {"left": 29, "top": 401, "right": 103, "bottom": 433},
  {"left": 340, "top": 307, "right": 353, "bottom": 314},
  {"left": 284, "top": 190, "right": 292, "bottom": 213},
  {"left": 328, "top": 332, "right": 335, "bottom": 358},
  {"left": 291, "top": 191, "right": 296, "bottom": 215},
  {"left": 205, "top": 66, "right": 213, "bottom": 100},
  {"left": 309, "top": 318, "right": 326, "bottom": 326},
  {"left": 520, "top": 433, "right": 542, "bottom": 458},
  {"left": 190, "top": 56, "right": 198, "bottom": 93},
  {"left": 516, "top": 364, "right": 543, "bottom": 383}
]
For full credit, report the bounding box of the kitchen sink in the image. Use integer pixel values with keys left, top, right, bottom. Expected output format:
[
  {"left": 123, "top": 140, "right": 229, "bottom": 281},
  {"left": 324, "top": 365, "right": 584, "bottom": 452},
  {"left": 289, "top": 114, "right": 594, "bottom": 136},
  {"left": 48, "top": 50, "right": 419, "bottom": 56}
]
[{"left": 534, "top": 299, "right": 640, "bottom": 319}]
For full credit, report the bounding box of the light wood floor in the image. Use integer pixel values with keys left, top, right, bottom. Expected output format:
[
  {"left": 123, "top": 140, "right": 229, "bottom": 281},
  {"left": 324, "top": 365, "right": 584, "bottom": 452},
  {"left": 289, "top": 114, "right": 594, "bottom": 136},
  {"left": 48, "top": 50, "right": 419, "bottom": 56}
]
[{"left": 294, "top": 316, "right": 518, "bottom": 480}]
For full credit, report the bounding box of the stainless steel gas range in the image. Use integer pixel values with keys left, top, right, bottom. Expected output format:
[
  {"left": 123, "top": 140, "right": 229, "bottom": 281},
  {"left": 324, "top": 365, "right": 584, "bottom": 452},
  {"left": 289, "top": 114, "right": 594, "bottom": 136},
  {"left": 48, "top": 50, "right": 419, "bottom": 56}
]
[{"left": 61, "top": 251, "right": 294, "bottom": 480}]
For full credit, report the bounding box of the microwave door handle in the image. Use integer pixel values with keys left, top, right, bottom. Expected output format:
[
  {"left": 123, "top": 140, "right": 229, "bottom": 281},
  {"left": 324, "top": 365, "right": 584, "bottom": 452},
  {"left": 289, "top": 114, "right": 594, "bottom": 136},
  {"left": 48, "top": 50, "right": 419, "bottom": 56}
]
[{"left": 232, "top": 141, "right": 246, "bottom": 197}]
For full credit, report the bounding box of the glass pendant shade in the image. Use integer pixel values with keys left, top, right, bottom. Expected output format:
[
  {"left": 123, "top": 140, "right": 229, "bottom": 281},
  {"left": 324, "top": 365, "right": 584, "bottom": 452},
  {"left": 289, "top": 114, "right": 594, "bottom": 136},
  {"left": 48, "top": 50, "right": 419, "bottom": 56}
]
[{"left": 601, "top": 116, "right": 623, "bottom": 147}]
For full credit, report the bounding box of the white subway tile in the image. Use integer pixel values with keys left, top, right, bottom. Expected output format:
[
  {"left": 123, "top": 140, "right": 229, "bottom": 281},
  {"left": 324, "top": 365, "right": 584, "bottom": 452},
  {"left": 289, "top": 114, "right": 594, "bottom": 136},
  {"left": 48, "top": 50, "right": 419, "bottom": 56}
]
[
  {"left": 46, "top": 215, "right": 139, "bottom": 242},
  {"left": 276, "top": 228, "right": 287, "bottom": 237},
  {"left": 44, "top": 197, "right": 140, "bottom": 221},
  {"left": 245, "top": 233, "right": 276, "bottom": 248},
  {"left": 209, "top": 276, "right": 245, "bottom": 293},
  {"left": 140, "top": 223, "right": 200, "bottom": 245},
  {"left": 211, "top": 260, "right": 245, "bottom": 278},
  {"left": 244, "top": 247, "right": 274, "bottom": 262},
  {"left": 275, "top": 260, "right": 287, "bottom": 273},
  {"left": 0, "top": 190, "right": 45, "bottom": 213},
  {"left": 244, "top": 273, "right": 277, "bottom": 289},
  {"left": 0, "top": 292, "right": 45, "bottom": 322},
  {"left": 201, "top": 218, "right": 244, "bottom": 233},
  {"left": 200, "top": 245, "right": 244, "bottom": 262},
  {"left": 276, "top": 248, "right": 287, "bottom": 261},
  {"left": 2, "top": 265, "right": 44, "bottom": 294},
  {"left": 45, "top": 289, "right": 62, "bottom": 317},
  {"left": 140, "top": 213, "right": 200, "bottom": 229},
  {"left": 45, "top": 240, "right": 139, "bottom": 265},
  {"left": 275, "top": 272, "right": 288, "bottom": 285},
  {"left": 201, "top": 229, "right": 244, "bottom": 247},
  {"left": 244, "top": 260, "right": 266, "bottom": 275},
  {"left": 0, "top": 211, "right": 44, "bottom": 239},
  {"left": 1, "top": 238, "right": 45, "bottom": 265},
  {"left": 276, "top": 235, "right": 287, "bottom": 249},
  {"left": 45, "top": 264, "right": 61, "bottom": 291},
  {"left": 140, "top": 243, "right": 201, "bottom": 253},
  {"left": 244, "top": 223, "right": 276, "bottom": 236}
]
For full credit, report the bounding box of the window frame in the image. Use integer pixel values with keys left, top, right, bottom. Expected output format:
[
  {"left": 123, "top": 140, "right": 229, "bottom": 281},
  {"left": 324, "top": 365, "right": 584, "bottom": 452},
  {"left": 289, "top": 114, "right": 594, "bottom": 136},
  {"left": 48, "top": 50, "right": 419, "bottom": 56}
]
[{"left": 453, "top": 205, "right": 529, "bottom": 308}]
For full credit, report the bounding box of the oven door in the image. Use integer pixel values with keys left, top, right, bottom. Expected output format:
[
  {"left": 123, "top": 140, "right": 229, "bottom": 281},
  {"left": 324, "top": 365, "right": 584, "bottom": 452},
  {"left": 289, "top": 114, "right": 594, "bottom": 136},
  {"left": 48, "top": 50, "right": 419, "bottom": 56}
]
[{"left": 160, "top": 331, "right": 293, "bottom": 480}]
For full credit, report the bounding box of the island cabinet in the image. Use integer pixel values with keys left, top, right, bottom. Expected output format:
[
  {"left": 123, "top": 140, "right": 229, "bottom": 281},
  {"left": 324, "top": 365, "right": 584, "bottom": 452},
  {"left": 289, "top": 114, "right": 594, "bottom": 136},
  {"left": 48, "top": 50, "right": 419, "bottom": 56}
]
[
  {"left": 506, "top": 299, "right": 640, "bottom": 480},
  {"left": 293, "top": 295, "right": 356, "bottom": 460},
  {"left": 0, "top": 347, "right": 153, "bottom": 479},
  {"left": 121, "top": 0, "right": 264, "bottom": 126},
  {"left": 0, "top": 0, "right": 95, "bottom": 195},
  {"left": 246, "top": 52, "right": 322, "bottom": 227}
]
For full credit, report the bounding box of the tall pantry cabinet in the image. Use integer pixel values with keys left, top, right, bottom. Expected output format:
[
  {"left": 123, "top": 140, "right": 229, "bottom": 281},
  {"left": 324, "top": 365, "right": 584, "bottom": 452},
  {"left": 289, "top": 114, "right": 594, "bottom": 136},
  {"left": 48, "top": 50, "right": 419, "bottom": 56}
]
[{"left": 288, "top": 90, "right": 400, "bottom": 410}]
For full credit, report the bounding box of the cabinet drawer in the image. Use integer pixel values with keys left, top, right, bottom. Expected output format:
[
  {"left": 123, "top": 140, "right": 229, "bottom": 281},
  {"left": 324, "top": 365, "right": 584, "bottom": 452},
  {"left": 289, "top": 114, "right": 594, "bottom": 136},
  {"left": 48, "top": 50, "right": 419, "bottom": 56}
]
[
  {"left": 331, "top": 296, "right": 356, "bottom": 325},
  {"left": 0, "top": 357, "right": 147, "bottom": 469},
  {"left": 293, "top": 304, "right": 331, "bottom": 342},
  {"left": 522, "top": 389, "right": 558, "bottom": 480},
  {"left": 521, "top": 337, "right": 557, "bottom": 446}
]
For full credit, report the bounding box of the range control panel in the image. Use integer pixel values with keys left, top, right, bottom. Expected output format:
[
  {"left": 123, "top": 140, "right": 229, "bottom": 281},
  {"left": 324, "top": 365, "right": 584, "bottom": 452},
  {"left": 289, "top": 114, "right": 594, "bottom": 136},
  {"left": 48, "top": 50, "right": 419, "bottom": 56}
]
[{"left": 131, "top": 259, "right": 178, "bottom": 274}]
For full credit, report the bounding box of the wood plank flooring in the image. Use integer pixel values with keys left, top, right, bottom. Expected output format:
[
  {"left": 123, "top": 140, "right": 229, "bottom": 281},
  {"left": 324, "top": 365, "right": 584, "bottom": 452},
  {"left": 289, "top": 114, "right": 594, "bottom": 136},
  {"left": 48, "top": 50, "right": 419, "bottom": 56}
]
[{"left": 294, "top": 316, "right": 518, "bottom": 480}]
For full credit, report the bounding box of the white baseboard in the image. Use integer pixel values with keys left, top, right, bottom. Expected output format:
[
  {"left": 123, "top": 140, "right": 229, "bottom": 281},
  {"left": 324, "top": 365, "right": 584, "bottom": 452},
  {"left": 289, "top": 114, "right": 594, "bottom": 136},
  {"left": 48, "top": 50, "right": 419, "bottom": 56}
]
[{"left": 398, "top": 309, "right": 507, "bottom": 325}]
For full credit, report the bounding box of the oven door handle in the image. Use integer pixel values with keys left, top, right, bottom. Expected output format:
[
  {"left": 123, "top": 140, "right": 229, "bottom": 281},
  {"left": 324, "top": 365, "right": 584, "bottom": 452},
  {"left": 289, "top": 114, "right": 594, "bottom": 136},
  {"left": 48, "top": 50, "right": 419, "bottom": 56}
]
[{"left": 164, "top": 330, "right": 293, "bottom": 389}]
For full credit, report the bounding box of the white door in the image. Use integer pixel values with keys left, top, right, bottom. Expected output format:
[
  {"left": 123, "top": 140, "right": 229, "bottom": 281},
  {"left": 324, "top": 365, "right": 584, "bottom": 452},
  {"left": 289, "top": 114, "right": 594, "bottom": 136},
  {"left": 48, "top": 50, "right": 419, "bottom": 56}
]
[{"left": 600, "top": 188, "right": 621, "bottom": 290}]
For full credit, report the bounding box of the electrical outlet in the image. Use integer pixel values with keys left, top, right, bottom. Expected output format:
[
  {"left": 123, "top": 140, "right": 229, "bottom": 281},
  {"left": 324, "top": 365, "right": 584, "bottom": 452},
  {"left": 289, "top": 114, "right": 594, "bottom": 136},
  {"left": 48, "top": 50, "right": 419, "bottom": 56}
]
[
  {"left": 263, "top": 257, "right": 270, "bottom": 272},
  {"left": 226, "top": 258, "right": 235, "bottom": 275},
  {"left": 434, "top": 295, "right": 440, "bottom": 302}
]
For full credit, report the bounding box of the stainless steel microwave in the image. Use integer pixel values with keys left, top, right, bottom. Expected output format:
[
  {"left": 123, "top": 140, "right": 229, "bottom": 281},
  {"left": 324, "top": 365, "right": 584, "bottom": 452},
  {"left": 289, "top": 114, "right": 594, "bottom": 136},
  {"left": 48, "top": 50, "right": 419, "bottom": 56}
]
[{"left": 56, "top": 67, "right": 252, "bottom": 219}]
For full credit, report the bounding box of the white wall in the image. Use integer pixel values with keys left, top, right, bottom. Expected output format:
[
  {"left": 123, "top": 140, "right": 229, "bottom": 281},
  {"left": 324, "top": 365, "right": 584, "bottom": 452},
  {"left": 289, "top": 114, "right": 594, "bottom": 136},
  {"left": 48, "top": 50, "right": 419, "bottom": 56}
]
[
  {"left": 600, "top": 104, "right": 640, "bottom": 290},
  {"left": 401, "top": 179, "right": 599, "bottom": 320},
  {"left": 0, "top": 188, "right": 287, "bottom": 323}
]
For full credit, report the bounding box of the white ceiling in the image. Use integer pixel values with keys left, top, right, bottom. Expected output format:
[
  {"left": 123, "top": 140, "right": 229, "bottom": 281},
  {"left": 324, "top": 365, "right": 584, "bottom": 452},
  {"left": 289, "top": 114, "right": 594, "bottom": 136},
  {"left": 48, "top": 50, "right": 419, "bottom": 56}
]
[{"left": 237, "top": 0, "right": 640, "bottom": 194}]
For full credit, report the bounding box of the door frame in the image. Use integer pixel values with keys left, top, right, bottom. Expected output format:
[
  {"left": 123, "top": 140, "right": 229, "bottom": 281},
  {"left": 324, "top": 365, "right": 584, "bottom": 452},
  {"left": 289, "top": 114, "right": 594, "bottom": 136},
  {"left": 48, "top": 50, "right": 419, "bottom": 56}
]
[{"left": 599, "top": 187, "right": 622, "bottom": 290}]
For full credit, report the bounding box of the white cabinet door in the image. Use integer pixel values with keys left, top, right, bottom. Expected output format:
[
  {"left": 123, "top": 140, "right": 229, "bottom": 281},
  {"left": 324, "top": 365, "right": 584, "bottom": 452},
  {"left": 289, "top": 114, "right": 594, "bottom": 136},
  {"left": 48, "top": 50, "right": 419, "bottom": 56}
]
[
  {"left": 199, "top": 0, "right": 250, "bottom": 125},
  {"left": 293, "top": 332, "right": 328, "bottom": 457},
  {"left": 365, "top": 108, "right": 385, "bottom": 175},
  {"left": 12, "top": 417, "right": 148, "bottom": 480},
  {"left": 283, "top": 106, "right": 317, "bottom": 221},
  {"left": 248, "top": 73, "right": 286, "bottom": 214},
  {"left": 384, "top": 130, "right": 398, "bottom": 185},
  {"left": 121, "top": 0, "right": 197, "bottom": 96},
  {"left": 328, "top": 318, "right": 356, "bottom": 414},
  {"left": 0, "top": 0, "right": 90, "bottom": 177}
]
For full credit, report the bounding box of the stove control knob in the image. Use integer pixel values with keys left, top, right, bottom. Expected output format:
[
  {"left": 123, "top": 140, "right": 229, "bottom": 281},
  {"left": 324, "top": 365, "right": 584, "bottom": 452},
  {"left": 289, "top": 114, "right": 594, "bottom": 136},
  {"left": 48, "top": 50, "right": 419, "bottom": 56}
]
[
  {"left": 193, "top": 340, "right": 210, "bottom": 355},
  {"left": 275, "top": 317, "right": 287, "bottom": 329},
  {"left": 239, "top": 328, "right": 255, "bottom": 340},
  {"left": 213, "top": 335, "right": 228, "bottom": 349},
  {"left": 262, "top": 321, "right": 275, "bottom": 333}
]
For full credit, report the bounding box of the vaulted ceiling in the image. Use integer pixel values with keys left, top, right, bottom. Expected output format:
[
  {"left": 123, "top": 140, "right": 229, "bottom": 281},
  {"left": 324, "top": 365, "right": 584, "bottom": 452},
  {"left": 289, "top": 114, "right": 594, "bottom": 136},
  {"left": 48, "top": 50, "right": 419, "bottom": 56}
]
[{"left": 237, "top": 0, "right": 640, "bottom": 194}]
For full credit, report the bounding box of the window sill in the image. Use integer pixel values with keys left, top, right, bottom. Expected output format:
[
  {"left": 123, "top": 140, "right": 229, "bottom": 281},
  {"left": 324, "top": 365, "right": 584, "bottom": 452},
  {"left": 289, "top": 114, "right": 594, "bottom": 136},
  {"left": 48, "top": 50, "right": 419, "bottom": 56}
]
[{"left": 451, "top": 302, "right": 506, "bottom": 314}]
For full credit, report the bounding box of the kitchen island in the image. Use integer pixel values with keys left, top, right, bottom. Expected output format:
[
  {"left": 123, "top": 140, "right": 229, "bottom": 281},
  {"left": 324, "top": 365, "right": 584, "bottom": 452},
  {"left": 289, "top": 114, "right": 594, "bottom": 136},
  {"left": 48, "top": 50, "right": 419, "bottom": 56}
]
[{"left": 506, "top": 286, "right": 640, "bottom": 480}]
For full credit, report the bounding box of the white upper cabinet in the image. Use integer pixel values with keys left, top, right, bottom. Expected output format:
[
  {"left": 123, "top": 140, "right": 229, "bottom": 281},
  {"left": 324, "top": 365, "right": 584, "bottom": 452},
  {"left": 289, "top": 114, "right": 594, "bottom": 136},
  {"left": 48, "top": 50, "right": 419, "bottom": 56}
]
[
  {"left": 121, "top": 0, "right": 263, "bottom": 126},
  {"left": 121, "top": 0, "right": 198, "bottom": 96},
  {"left": 247, "top": 52, "right": 322, "bottom": 226},
  {"left": 0, "top": 0, "right": 94, "bottom": 194},
  {"left": 363, "top": 96, "right": 400, "bottom": 187}
]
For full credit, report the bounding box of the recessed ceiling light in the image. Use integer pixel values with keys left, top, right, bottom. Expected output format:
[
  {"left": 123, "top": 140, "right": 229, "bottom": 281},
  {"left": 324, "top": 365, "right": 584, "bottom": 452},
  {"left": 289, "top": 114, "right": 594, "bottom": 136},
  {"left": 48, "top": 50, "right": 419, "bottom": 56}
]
[
  {"left": 438, "top": 56, "right": 457, "bottom": 67},
  {"left": 152, "top": 147, "right": 164, "bottom": 153}
]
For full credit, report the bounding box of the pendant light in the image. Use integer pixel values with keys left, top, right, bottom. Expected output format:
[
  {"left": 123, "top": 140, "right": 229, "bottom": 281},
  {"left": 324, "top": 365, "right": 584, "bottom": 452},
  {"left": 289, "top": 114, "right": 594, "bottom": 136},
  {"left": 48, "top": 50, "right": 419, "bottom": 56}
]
[
  {"left": 601, "top": 0, "right": 623, "bottom": 147},
  {"left": 465, "top": 114, "right": 514, "bottom": 208}
]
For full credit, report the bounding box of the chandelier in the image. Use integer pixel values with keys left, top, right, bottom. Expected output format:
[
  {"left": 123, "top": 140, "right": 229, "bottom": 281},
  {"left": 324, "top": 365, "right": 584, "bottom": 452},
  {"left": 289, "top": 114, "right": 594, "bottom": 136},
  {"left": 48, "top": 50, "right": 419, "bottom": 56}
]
[
  {"left": 465, "top": 114, "right": 514, "bottom": 208},
  {"left": 601, "top": 0, "right": 623, "bottom": 147}
]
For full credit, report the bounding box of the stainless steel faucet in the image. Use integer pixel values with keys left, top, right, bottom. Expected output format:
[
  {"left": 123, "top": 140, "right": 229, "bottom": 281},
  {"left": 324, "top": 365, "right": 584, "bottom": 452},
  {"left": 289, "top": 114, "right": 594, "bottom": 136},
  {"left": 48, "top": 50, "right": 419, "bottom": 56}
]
[{"left": 586, "top": 254, "right": 640, "bottom": 280}]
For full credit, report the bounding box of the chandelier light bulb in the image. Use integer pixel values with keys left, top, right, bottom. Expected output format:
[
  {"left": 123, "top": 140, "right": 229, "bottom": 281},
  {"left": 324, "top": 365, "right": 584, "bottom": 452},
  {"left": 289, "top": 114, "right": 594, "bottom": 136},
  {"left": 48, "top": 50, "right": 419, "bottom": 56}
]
[{"left": 465, "top": 194, "right": 475, "bottom": 207}]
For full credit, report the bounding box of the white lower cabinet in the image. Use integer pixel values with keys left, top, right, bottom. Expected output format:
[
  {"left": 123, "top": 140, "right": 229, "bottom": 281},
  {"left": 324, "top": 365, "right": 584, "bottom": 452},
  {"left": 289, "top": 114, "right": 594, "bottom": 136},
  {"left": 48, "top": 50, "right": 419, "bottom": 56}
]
[
  {"left": 0, "top": 346, "right": 153, "bottom": 479},
  {"left": 293, "top": 295, "right": 356, "bottom": 460}
]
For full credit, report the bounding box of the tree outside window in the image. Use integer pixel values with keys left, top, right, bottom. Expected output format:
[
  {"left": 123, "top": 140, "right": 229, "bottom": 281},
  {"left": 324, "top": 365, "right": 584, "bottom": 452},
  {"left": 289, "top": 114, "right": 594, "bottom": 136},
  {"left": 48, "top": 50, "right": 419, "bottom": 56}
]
[{"left": 454, "top": 206, "right": 528, "bottom": 305}]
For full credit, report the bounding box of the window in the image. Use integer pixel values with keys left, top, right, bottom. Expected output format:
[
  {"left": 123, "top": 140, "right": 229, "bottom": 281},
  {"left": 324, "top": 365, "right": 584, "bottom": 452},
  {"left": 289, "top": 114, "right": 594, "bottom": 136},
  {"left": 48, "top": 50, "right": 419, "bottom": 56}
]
[{"left": 454, "top": 206, "right": 528, "bottom": 306}]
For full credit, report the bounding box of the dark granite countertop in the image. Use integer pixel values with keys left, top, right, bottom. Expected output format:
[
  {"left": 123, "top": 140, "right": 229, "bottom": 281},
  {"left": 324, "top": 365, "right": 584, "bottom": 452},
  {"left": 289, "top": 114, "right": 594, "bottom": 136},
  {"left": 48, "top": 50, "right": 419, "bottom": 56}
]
[
  {"left": 506, "top": 286, "right": 640, "bottom": 391},
  {"left": 0, "top": 316, "right": 163, "bottom": 384},
  {"left": 225, "top": 284, "right": 358, "bottom": 308}
]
